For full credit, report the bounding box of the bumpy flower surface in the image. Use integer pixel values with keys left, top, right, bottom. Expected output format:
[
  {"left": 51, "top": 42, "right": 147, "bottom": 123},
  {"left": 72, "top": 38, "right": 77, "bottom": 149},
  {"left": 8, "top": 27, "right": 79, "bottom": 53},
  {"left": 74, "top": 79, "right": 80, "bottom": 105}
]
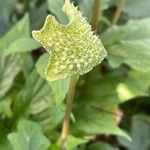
[{"left": 32, "top": 0, "right": 107, "bottom": 81}]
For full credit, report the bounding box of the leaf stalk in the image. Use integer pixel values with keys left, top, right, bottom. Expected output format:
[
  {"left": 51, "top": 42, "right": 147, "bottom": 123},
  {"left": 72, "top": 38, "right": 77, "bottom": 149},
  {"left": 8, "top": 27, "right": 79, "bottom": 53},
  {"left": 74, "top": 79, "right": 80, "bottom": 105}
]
[{"left": 112, "top": 0, "right": 126, "bottom": 25}]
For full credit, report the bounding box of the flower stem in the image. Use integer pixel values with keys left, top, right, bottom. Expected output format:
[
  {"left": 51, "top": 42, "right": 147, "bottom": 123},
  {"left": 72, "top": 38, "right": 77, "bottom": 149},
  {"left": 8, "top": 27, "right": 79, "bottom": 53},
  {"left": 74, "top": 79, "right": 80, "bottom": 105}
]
[
  {"left": 112, "top": 0, "right": 126, "bottom": 25},
  {"left": 61, "top": 76, "right": 78, "bottom": 150}
]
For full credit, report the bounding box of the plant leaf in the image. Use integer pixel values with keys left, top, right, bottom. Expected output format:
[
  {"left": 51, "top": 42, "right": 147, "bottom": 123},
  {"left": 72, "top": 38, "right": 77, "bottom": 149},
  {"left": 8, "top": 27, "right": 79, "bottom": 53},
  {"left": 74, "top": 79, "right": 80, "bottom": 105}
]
[
  {"left": 84, "top": 141, "right": 118, "bottom": 150},
  {"left": 47, "top": 0, "right": 68, "bottom": 25},
  {"left": 1, "top": 14, "right": 29, "bottom": 49},
  {"left": 119, "top": 115, "right": 150, "bottom": 150},
  {"left": 4, "top": 38, "right": 41, "bottom": 56},
  {"left": 0, "top": 54, "right": 21, "bottom": 100},
  {"left": 13, "top": 70, "right": 51, "bottom": 120},
  {"left": 72, "top": 107, "right": 131, "bottom": 141},
  {"left": 79, "top": 0, "right": 111, "bottom": 21},
  {"left": 124, "top": 0, "right": 150, "bottom": 19},
  {"left": 36, "top": 53, "right": 69, "bottom": 104},
  {"left": 67, "top": 135, "right": 86, "bottom": 150},
  {"left": 101, "top": 19, "right": 150, "bottom": 72},
  {"left": 8, "top": 119, "right": 50, "bottom": 150}
]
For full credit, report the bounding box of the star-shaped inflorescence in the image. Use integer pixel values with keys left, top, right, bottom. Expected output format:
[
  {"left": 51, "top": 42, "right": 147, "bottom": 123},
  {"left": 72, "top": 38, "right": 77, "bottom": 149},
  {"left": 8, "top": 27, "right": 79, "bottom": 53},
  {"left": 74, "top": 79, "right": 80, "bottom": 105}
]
[{"left": 32, "top": 0, "right": 107, "bottom": 81}]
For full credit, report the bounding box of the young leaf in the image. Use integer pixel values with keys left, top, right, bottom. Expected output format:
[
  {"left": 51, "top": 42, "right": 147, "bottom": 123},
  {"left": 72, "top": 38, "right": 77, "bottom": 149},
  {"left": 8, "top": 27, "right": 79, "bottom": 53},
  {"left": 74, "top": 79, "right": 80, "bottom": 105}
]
[{"left": 8, "top": 119, "right": 50, "bottom": 150}]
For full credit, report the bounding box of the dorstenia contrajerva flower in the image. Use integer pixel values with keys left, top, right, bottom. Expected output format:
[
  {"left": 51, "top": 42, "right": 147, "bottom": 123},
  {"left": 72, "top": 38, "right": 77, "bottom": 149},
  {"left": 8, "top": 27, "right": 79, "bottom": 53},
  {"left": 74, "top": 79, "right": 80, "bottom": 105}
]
[{"left": 32, "top": 0, "right": 107, "bottom": 81}]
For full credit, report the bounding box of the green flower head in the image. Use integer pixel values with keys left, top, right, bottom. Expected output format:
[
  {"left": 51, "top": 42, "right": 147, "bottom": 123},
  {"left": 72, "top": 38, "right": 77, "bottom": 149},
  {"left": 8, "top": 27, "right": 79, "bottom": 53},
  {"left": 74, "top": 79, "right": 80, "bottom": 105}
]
[{"left": 32, "top": 0, "right": 107, "bottom": 81}]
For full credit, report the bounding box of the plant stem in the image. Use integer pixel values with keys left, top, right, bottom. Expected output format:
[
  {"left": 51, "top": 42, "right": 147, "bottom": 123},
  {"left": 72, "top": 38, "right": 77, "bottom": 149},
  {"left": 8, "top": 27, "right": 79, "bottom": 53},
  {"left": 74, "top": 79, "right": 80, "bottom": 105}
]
[
  {"left": 91, "top": 0, "right": 101, "bottom": 31},
  {"left": 83, "top": 0, "right": 101, "bottom": 91},
  {"left": 112, "top": 0, "right": 126, "bottom": 25},
  {"left": 61, "top": 76, "right": 78, "bottom": 150}
]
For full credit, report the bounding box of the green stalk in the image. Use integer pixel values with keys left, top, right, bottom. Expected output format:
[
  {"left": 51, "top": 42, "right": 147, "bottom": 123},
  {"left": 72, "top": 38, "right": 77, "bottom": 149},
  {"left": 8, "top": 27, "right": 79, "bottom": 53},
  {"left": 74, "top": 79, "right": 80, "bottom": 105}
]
[
  {"left": 61, "top": 76, "right": 78, "bottom": 150},
  {"left": 112, "top": 0, "right": 126, "bottom": 25},
  {"left": 91, "top": 0, "right": 101, "bottom": 31}
]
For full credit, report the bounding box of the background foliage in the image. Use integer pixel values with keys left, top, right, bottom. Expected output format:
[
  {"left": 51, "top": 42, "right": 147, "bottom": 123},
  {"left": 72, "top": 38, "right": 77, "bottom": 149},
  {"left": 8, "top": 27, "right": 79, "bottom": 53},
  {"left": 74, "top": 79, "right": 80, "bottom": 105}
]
[{"left": 0, "top": 0, "right": 150, "bottom": 149}]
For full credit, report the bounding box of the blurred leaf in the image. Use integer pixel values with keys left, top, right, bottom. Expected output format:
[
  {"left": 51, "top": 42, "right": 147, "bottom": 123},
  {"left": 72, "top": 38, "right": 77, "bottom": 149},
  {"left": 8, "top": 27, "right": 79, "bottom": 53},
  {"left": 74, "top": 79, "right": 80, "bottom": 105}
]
[
  {"left": 30, "top": 107, "right": 63, "bottom": 132},
  {"left": 0, "top": 138, "right": 12, "bottom": 150},
  {"left": 124, "top": 0, "right": 150, "bottom": 19},
  {"left": 36, "top": 53, "right": 49, "bottom": 79},
  {"left": 77, "top": 71, "right": 150, "bottom": 106},
  {"left": 0, "top": 0, "right": 17, "bottom": 14},
  {"left": 36, "top": 53, "right": 69, "bottom": 104},
  {"left": 4, "top": 38, "right": 41, "bottom": 56},
  {"left": 0, "top": 0, "right": 17, "bottom": 37},
  {"left": 71, "top": 70, "right": 150, "bottom": 141},
  {"left": 8, "top": 119, "right": 50, "bottom": 150},
  {"left": 79, "top": 0, "right": 111, "bottom": 21},
  {"left": 0, "top": 10, "right": 10, "bottom": 36},
  {"left": 0, "top": 0, "right": 17, "bottom": 36},
  {"left": 84, "top": 141, "right": 118, "bottom": 150},
  {"left": 119, "top": 115, "right": 150, "bottom": 150},
  {"left": 47, "top": 0, "right": 68, "bottom": 25},
  {"left": 49, "top": 135, "right": 85, "bottom": 150},
  {"left": 48, "top": 78, "right": 69, "bottom": 104},
  {"left": 0, "top": 54, "right": 21, "bottom": 100},
  {"left": 0, "top": 15, "right": 30, "bottom": 98},
  {"left": 30, "top": 3, "right": 48, "bottom": 30},
  {"left": 67, "top": 135, "right": 86, "bottom": 150},
  {"left": 21, "top": 54, "right": 34, "bottom": 78},
  {"left": 129, "top": 115, "right": 150, "bottom": 150},
  {"left": 13, "top": 70, "right": 51, "bottom": 120},
  {"left": 101, "top": 19, "right": 150, "bottom": 72},
  {"left": 72, "top": 106, "right": 131, "bottom": 141},
  {"left": 117, "top": 71, "right": 150, "bottom": 102},
  {"left": 1, "top": 14, "right": 30, "bottom": 48},
  {"left": 0, "top": 98, "right": 12, "bottom": 118}
]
